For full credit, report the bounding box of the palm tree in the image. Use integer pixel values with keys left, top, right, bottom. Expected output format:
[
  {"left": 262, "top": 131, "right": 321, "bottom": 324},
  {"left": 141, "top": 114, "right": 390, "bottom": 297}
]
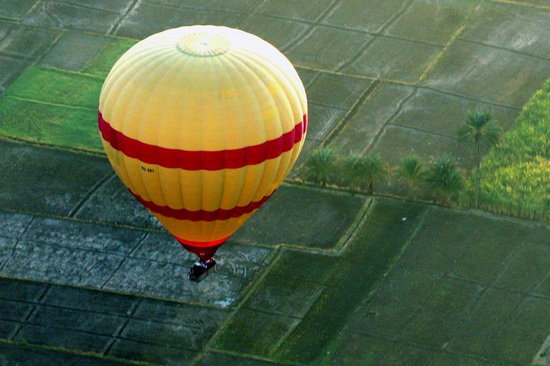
[
  {"left": 343, "top": 153, "right": 390, "bottom": 194},
  {"left": 424, "top": 154, "right": 463, "bottom": 205},
  {"left": 303, "top": 147, "right": 337, "bottom": 186},
  {"left": 396, "top": 155, "right": 425, "bottom": 197},
  {"left": 457, "top": 111, "right": 502, "bottom": 206}
]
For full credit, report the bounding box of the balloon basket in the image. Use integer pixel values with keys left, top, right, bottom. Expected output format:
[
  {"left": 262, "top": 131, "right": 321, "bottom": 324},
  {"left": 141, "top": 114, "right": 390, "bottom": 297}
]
[{"left": 189, "top": 258, "right": 216, "bottom": 282}]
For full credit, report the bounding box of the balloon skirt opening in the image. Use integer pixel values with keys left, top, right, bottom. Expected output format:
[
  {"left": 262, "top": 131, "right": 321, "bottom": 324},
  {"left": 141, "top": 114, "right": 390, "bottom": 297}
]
[{"left": 175, "top": 236, "right": 227, "bottom": 262}]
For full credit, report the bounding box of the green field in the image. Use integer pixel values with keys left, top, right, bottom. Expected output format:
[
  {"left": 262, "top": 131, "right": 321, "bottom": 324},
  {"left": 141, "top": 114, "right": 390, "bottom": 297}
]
[{"left": 461, "top": 80, "right": 550, "bottom": 222}]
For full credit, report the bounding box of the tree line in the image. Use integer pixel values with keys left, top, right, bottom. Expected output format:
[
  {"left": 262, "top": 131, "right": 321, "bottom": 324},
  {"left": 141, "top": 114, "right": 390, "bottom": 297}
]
[{"left": 301, "top": 111, "right": 502, "bottom": 207}]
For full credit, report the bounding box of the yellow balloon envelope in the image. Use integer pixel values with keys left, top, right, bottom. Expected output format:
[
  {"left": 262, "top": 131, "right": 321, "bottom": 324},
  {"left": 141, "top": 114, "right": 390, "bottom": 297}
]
[{"left": 98, "top": 25, "right": 307, "bottom": 264}]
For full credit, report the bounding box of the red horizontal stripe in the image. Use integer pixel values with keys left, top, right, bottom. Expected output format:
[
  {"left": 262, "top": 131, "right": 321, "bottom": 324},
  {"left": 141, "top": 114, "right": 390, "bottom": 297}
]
[
  {"left": 178, "top": 240, "right": 225, "bottom": 260},
  {"left": 131, "top": 190, "right": 274, "bottom": 222},
  {"left": 176, "top": 236, "right": 228, "bottom": 247},
  {"left": 98, "top": 112, "right": 307, "bottom": 171}
]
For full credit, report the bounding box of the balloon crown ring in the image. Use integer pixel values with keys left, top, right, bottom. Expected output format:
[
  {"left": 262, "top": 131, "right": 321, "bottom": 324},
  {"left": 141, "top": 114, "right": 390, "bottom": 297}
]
[{"left": 176, "top": 32, "right": 230, "bottom": 57}]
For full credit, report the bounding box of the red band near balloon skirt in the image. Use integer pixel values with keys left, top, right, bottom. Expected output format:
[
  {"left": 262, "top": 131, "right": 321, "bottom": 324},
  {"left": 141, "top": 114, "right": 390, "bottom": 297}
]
[
  {"left": 130, "top": 190, "right": 274, "bottom": 222},
  {"left": 98, "top": 112, "right": 307, "bottom": 171},
  {"left": 176, "top": 236, "right": 228, "bottom": 247},
  {"left": 176, "top": 238, "right": 226, "bottom": 261}
]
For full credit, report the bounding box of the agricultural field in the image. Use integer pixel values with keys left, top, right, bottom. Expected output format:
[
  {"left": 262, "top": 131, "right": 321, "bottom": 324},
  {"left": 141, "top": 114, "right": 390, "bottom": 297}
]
[
  {"left": 460, "top": 80, "right": 549, "bottom": 221},
  {"left": 0, "top": 0, "right": 549, "bottom": 365}
]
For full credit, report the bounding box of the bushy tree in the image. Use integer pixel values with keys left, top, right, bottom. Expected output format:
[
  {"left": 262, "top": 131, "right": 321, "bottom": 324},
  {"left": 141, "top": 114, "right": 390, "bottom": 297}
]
[
  {"left": 457, "top": 111, "right": 502, "bottom": 206},
  {"left": 396, "top": 155, "right": 425, "bottom": 197},
  {"left": 303, "top": 147, "right": 337, "bottom": 186},
  {"left": 342, "top": 153, "right": 390, "bottom": 194},
  {"left": 424, "top": 154, "right": 463, "bottom": 204}
]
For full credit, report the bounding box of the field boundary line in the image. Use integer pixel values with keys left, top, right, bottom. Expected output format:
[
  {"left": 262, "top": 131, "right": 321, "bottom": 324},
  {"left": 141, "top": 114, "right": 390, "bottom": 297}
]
[
  {"left": 418, "top": 24, "right": 466, "bottom": 82},
  {"left": 533, "top": 333, "right": 550, "bottom": 365},
  {"left": 323, "top": 79, "right": 380, "bottom": 146},
  {"left": 68, "top": 172, "right": 115, "bottom": 217},
  {"left": 489, "top": 0, "right": 550, "bottom": 10},
  {"left": 365, "top": 87, "right": 417, "bottom": 154},
  {"left": 1, "top": 95, "right": 97, "bottom": 111},
  {"left": 192, "top": 248, "right": 286, "bottom": 365},
  {"left": 457, "top": 38, "right": 550, "bottom": 62},
  {"left": 108, "top": 0, "right": 141, "bottom": 36},
  {"left": 333, "top": 197, "right": 374, "bottom": 255},
  {"left": 0, "top": 338, "right": 148, "bottom": 365},
  {"left": 420, "top": 86, "right": 522, "bottom": 110}
]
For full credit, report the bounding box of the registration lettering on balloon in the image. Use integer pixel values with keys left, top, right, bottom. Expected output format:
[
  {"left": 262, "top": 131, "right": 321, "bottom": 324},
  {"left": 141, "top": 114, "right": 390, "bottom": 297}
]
[
  {"left": 98, "top": 25, "right": 308, "bottom": 282},
  {"left": 139, "top": 166, "right": 155, "bottom": 173}
]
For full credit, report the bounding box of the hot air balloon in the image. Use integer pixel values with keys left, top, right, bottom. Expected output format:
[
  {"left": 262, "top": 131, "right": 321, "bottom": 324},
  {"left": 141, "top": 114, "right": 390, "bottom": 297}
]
[{"left": 98, "top": 25, "right": 307, "bottom": 281}]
